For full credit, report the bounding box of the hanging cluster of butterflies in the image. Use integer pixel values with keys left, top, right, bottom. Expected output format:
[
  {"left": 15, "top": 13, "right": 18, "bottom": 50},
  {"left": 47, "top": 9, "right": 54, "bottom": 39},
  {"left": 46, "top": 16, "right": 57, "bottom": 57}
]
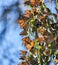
[{"left": 18, "top": 0, "right": 58, "bottom": 65}]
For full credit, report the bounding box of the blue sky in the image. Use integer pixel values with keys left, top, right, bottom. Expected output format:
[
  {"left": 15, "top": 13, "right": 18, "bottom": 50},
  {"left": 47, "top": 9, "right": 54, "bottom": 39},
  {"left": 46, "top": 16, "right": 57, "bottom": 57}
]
[{"left": 0, "top": 0, "right": 56, "bottom": 65}]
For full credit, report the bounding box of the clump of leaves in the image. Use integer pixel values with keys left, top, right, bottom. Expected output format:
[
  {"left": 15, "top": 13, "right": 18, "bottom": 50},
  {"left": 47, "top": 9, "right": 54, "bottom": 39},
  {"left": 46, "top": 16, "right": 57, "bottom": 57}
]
[{"left": 18, "top": 0, "right": 58, "bottom": 65}]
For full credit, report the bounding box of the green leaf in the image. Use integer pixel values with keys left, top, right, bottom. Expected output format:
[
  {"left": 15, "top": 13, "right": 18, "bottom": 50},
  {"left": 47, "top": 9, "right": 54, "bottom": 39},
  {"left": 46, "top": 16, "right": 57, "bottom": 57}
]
[
  {"left": 56, "top": 0, "right": 58, "bottom": 9},
  {"left": 38, "top": 45, "right": 42, "bottom": 50}
]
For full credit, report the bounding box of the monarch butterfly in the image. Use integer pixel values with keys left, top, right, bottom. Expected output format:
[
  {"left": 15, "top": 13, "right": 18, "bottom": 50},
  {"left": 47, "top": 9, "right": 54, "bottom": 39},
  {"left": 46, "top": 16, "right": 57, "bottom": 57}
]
[
  {"left": 23, "top": 10, "right": 33, "bottom": 18},
  {"left": 22, "top": 37, "right": 31, "bottom": 43},
  {"left": 37, "top": 27, "right": 46, "bottom": 34},
  {"left": 26, "top": 44, "right": 32, "bottom": 51},
  {"left": 17, "top": 20, "right": 24, "bottom": 24},
  {"left": 26, "top": 41, "right": 35, "bottom": 51},
  {"left": 20, "top": 22, "right": 28, "bottom": 28},
  {"left": 51, "top": 23, "right": 58, "bottom": 29},
  {"left": 46, "top": 33, "right": 56, "bottom": 44},
  {"left": 20, "top": 30, "right": 28, "bottom": 36},
  {"left": 32, "top": 7, "right": 41, "bottom": 15},
  {"left": 34, "top": 19, "right": 42, "bottom": 27},
  {"left": 24, "top": 0, "right": 43, "bottom": 6},
  {"left": 31, "top": 0, "right": 44, "bottom": 6},
  {"left": 45, "top": 8, "right": 51, "bottom": 15},
  {"left": 38, "top": 36, "right": 45, "bottom": 43},
  {"left": 20, "top": 50, "right": 27, "bottom": 55},
  {"left": 22, "top": 37, "right": 31, "bottom": 45},
  {"left": 19, "top": 56, "right": 26, "bottom": 60},
  {"left": 23, "top": 14, "right": 30, "bottom": 18},
  {"left": 38, "top": 14, "right": 47, "bottom": 21},
  {"left": 18, "top": 62, "right": 26, "bottom": 65},
  {"left": 56, "top": 59, "right": 58, "bottom": 63},
  {"left": 24, "top": 0, "right": 31, "bottom": 5},
  {"left": 17, "top": 19, "right": 28, "bottom": 28},
  {"left": 44, "top": 50, "right": 50, "bottom": 56},
  {"left": 30, "top": 0, "right": 35, "bottom": 5},
  {"left": 30, "top": 41, "right": 34, "bottom": 47},
  {"left": 25, "top": 10, "right": 31, "bottom": 14},
  {"left": 18, "top": 62, "right": 29, "bottom": 65}
]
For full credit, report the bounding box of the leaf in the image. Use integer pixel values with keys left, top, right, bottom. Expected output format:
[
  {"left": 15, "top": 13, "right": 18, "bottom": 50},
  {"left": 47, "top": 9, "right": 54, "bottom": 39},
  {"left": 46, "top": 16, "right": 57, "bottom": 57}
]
[
  {"left": 30, "top": 19, "right": 34, "bottom": 23},
  {"left": 56, "top": 0, "right": 58, "bottom": 9},
  {"left": 38, "top": 45, "right": 42, "bottom": 50},
  {"left": 27, "top": 27, "right": 34, "bottom": 37}
]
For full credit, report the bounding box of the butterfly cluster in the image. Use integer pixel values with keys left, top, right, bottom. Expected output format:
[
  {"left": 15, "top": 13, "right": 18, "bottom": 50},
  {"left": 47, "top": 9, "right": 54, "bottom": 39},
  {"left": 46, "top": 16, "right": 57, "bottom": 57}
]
[{"left": 18, "top": 0, "right": 58, "bottom": 65}]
